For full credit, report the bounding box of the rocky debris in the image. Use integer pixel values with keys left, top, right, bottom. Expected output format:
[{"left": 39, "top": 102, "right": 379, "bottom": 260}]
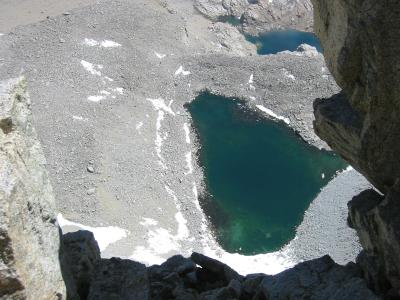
[
  {"left": 194, "top": 0, "right": 314, "bottom": 35},
  {"left": 194, "top": 0, "right": 248, "bottom": 20},
  {"left": 0, "top": 78, "right": 66, "bottom": 299},
  {"left": 209, "top": 22, "right": 257, "bottom": 56},
  {"left": 312, "top": 0, "right": 400, "bottom": 194},
  {"left": 312, "top": 0, "right": 400, "bottom": 297},
  {"left": 242, "top": 0, "right": 314, "bottom": 35},
  {"left": 61, "top": 230, "right": 378, "bottom": 299},
  {"left": 348, "top": 187, "right": 400, "bottom": 297}
]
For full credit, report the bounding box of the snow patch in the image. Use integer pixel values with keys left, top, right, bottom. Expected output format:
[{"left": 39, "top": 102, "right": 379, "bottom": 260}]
[
  {"left": 136, "top": 121, "right": 143, "bottom": 131},
  {"left": 57, "top": 213, "right": 128, "bottom": 252},
  {"left": 248, "top": 74, "right": 254, "bottom": 84},
  {"left": 87, "top": 95, "right": 105, "bottom": 102},
  {"left": 174, "top": 66, "right": 191, "bottom": 76},
  {"left": 140, "top": 218, "right": 158, "bottom": 227},
  {"left": 184, "top": 152, "right": 193, "bottom": 175},
  {"left": 147, "top": 98, "right": 175, "bottom": 116},
  {"left": 132, "top": 184, "right": 192, "bottom": 265},
  {"left": 83, "top": 38, "right": 121, "bottom": 48},
  {"left": 256, "top": 105, "right": 290, "bottom": 125},
  {"left": 282, "top": 68, "right": 295, "bottom": 81},
  {"left": 155, "top": 110, "right": 167, "bottom": 169},
  {"left": 155, "top": 51, "right": 166, "bottom": 59},
  {"left": 72, "top": 115, "right": 88, "bottom": 121},
  {"left": 165, "top": 185, "right": 190, "bottom": 240},
  {"left": 183, "top": 123, "right": 191, "bottom": 144},
  {"left": 81, "top": 60, "right": 102, "bottom": 76},
  {"left": 100, "top": 90, "right": 111, "bottom": 96},
  {"left": 101, "top": 40, "right": 121, "bottom": 48}
]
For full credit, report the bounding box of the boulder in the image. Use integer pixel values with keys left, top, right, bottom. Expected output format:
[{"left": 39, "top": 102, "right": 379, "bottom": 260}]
[
  {"left": 88, "top": 258, "right": 149, "bottom": 300},
  {"left": 259, "top": 256, "right": 379, "bottom": 299},
  {"left": 191, "top": 252, "right": 243, "bottom": 284},
  {"left": 348, "top": 188, "right": 400, "bottom": 296},
  {"left": 0, "top": 78, "right": 66, "bottom": 299},
  {"left": 60, "top": 230, "right": 101, "bottom": 299}
]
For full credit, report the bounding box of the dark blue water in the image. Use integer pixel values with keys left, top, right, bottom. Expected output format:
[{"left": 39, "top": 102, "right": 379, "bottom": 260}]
[
  {"left": 246, "top": 30, "right": 322, "bottom": 55},
  {"left": 188, "top": 93, "right": 346, "bottom": 255}
]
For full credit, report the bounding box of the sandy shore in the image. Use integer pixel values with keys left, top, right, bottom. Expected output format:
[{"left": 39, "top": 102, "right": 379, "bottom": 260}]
[{"left": 0, "top": 0, "right": 368, "bottom": 275}]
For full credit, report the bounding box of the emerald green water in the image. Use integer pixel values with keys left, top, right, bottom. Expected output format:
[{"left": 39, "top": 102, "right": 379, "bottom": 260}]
[
  {"left": 246, "top": 30, "right": 322, "bottom": 55},
  {"left": 188, "top": 93, "right": 347, "bottom": 255}
]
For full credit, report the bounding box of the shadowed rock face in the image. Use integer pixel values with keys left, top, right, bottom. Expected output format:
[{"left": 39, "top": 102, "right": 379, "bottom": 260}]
[
  {"left": 312, "top": 0, "right": 400, "bottom": 193},
  {"left": 312, "top": 0, "right": 400, "bottom": 297},
  {"left": 60, "top": 230, "right": 378, "bottom": 300}
]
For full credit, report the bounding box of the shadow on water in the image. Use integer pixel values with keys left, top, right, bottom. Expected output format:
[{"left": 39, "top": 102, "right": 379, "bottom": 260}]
[
  {"left": 246, "top": 30, "right": 323, "bottom": 55},
  {"left": 187, "top": 92, "right": 347, "bottom": 255}
]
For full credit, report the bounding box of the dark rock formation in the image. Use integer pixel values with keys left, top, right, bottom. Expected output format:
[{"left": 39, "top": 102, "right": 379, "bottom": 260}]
[
  {"left": 312, "top": 0, "right": 400, "bottom": 298},
  {"left": 60, "top": 231, "right": 378, "bottom": 299},
  {"left": 348, "top": 187, "right": 400, "bottom": 297},
  {"left": 61, "top": 231, "right": 101, "bottom": 299},
  {"left": 0, "top": 78, "right": 66, "bottom": 299}
]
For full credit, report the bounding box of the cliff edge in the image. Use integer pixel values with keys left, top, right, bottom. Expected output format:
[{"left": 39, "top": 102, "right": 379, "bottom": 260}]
[
  {"left": 0, "top": 78, "right": 66, "bottom": 299},
  {"left": 312, "top": 0, "right": 400, "bottom": 297}
]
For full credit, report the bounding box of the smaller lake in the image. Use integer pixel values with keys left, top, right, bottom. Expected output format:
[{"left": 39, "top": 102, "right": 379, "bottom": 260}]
[
  {"left": 246, "top": 30, "right": 322, "bottom": 55},
  {"left": 188, "top": 93, "right": 347, "bottom": 255}
]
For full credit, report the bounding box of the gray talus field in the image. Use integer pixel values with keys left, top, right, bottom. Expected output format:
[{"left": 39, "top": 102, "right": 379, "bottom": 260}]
[{"left": 0, "top": 0, "right": 368, "bottom": 274}]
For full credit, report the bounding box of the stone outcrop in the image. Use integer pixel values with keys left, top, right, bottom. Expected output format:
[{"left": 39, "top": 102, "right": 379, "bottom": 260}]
[
  {"left": 312, "top": 0, "right": 400, "bottom": 194},
  {"left": 0, "top": 78, "right": 66, "bottom": 299},
  {"left": 194, "top": 0, "right": 314, "bottom": 35},
  {"left": 61, "top": 230, "right": 378, "bottom": 300},
  {"left": 348, "top": 187, "right": 400, "bottom": 297},
  {"left": 312, "top": 0, "right": 400, "bottom": 298}
]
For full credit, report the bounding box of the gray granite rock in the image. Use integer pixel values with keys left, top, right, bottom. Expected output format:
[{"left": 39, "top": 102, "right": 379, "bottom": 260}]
[
  {"left": 312, "top": 0, "right": 400, "bottom": 193},
  {"left": 0, "top": 78, "right": 66, "bottom": 299},
  {"left": 312, "top": 0, "right": 400, "bottom": 297}
]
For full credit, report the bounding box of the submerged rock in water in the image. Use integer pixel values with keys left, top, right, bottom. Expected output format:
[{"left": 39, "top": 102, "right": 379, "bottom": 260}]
[{"left": 0, "top": 78, "right": 66, "bottom": 299}]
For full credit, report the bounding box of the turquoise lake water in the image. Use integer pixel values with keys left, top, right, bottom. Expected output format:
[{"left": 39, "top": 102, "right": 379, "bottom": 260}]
[
  {"left": 246, "top": 30, "right": 322, "bottom": 55},
  {"left": 188, "top": 93, "right": 347, "bottom": 255}
]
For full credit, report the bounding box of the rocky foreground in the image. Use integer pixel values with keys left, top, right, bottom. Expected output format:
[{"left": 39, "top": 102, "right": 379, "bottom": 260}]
[{"left": 60, "top": 230, "right": 377, "bottom": 299}]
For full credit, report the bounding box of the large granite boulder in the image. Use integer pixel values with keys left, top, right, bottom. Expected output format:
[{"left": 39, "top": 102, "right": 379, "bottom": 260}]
[
  {"left": 0, "top": 78, "right": 66, "bottom": 299},
  {"left": 312, "top": 0, "right": 400, "bottom": 193}
]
